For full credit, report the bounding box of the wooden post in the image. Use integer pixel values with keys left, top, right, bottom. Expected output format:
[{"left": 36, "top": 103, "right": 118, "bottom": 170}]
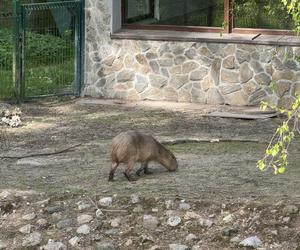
[{"left": 224, "top": 0, "right": 232, "bottom": 33}]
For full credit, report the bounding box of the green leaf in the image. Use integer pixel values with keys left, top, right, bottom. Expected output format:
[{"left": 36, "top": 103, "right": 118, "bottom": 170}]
[
  {"left": 278, "top": 167, "right": 286, "bottom": 174},
  {"left": 260, "top": 101, "right": 268, "bottom": 111},
  {"left": 257, "top": 160, "right": 265, "bottom": 171}
]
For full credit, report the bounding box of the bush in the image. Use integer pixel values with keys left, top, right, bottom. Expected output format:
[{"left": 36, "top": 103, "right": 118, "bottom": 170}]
[
  {"left": 0, "top": 29, "right": 13, "bottom": 68},
  {"left": 26, "top": 31, "right": 73, "bottom": 66},
  {"left": 26, "top": 61, "right": 74, "bottom": 96},
  {"left": 0, "top": 28, "right": 74, "bottom": 99},
  {"left": 0, "top": 28, "right": 72, "bottom": 69}
]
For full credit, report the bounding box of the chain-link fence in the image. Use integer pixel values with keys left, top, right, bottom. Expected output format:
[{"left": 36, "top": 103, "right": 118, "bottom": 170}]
[
  {"left": 0, "top": 1, "right": 14, "bottom": 100},
  {"left": 0, "top": 0, "right": 83, "bottom": 101}
]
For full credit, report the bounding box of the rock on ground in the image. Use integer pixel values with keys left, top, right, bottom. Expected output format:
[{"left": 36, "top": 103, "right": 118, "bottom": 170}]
[
  {"left": 46, "top": 205, "right": 64, "bottom": 214},
  {"left": 22, "top": 212, "right": 36, "bottom": 220},
  {"left": 22, "top": 232, "right": 42, "bottom": 247},
  {"left": 78, "top": 203, "right": 91, "bottom": 211},
  {"left": 179, "top": 203, "right": 191, "bottom": 210},
  {"left": 223, "top": 213, "right": 235, "bottom": 223},
  {"left": 76, "top": 224, "right": 90, "bottom": 234},
  {"left": 230, "top": 236, "right": 241, "bottom": 243},
  {"left": 184, "top": 211, "right": 201, "bottom": 220},
  {"left": 96, "top": 241, "right": 115, "bottom": 250},
  {"left": 0, "top": 240, "right": 7, "bottom": 250},
  {"left": 199, "top": 218, "right": 213, "bottom": 228},
  {"left": 77, "top": 214, "right": 93, "bottom": 224},
  {"left": 130, "top": 194, "right": 140, "bottom": 204},
  {"left": 40, "top": 241, "right": 67, "bottom": 250},
  {"left": 99, "top": 197, "right": 113, "bottom": 207},
  {"left": 165, "top": 200, "right": 176, "bottom": 209},
  {"left": 133, "top": 205, "right": 143, "bottom": 213},
  {"left": 37, "top": 219, "right": 48, "bottom": 228},
  {"left": 239, "top": 236, "right": 262, "bottom": 247},
  {"left": 19, "top": 224, "right": 32, "bottom": 234},
  {"left": 56, "top": 219, "right": 74, "bottom": 229},
  {"left": 283, "top": 205, "right": 299, "bottom": 215},
  {"left": 96, "top": 209, "right": 104, "bottom": 217},
  {"left": 167, "top": 216, "right": 181, "bottom": 227},
  {"left": 125, "top": 239, "right": 133, "bottom": 246},
  {"left": 143, "top": 215, "right": 159, "bottom": 229},
  {"left": 69, "top": 236, "right": 80, "bottom": 247},
  {"left": 110, "top": 218, "right": 121, "bottom": 228},
  {"left": 169, "top": 243, "right": 191, "bottom": 250},
  {"left": 186, "top": 233, "right": 198, "bottom": 242}
]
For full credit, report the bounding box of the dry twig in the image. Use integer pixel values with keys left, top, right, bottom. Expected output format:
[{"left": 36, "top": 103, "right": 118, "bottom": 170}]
[{"left": 0, "top": 143, "right": 82, "bottom": 159}]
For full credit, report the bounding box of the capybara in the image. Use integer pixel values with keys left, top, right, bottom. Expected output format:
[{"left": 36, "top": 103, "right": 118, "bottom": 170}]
[{"left": 109, "top": 131, "right": 178, "bottom": 181}]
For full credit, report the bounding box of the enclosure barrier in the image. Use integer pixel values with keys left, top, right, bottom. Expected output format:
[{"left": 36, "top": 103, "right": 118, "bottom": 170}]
[{"left": 0, "top": 0, "right": 84, "bottom": 101}]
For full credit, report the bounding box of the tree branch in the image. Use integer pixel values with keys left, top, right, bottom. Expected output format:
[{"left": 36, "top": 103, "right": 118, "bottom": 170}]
[{"left": 0, "top": 143, "right": 82, "bottom": 159}]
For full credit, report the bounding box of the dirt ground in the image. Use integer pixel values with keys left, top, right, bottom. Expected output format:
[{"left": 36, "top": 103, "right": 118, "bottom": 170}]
[{"left": 0, "top": 98, "right": 300, "bottom": 249}]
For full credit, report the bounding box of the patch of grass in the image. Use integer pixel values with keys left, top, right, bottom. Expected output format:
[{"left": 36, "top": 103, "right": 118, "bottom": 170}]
[
  {"left": 0, "top": 61, "right": 74, "bottom": 99},
  {"left": 25, "top": 61, "right": 74, "bottom": 97},
  {"left": 0, "top": 70, "right": 14, "bottom": 99},
  {"left": 0, "top": 28, "right": 72, "bottom": 68},
  {"left": 0, "top": 28, "right": 74, "bottom": 99}
]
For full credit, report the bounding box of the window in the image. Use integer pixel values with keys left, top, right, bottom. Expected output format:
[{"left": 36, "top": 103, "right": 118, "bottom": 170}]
[
  {"left": 234, "top": 0, "right": 293, "bottom": 30},
  {"left": 124, "top": 0, "right": 224, "bottom": 27},
  {"left": 122, "top": 0, "right": 294, "bottom": 35}
]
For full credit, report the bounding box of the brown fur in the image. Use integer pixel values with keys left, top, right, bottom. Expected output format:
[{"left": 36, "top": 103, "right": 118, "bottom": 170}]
[{"left": 109, "top": 131, "right": 178, "bottom": 181}]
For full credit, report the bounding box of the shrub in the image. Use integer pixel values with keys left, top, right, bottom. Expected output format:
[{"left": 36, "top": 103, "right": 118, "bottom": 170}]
[
  {"left": 0, "top": 28, "right": 72, "bottom": 69},
  {"left": 0, "top": 29, "right": 13, "bottom": 68}
]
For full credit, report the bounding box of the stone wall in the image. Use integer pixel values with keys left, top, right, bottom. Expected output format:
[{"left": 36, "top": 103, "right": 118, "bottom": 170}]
[{"left": 84, "top": 0, "right": 300, "bottom": 107}]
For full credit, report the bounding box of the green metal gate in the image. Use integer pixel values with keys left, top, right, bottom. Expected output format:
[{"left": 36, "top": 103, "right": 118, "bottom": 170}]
[{"left": 17, "top": 0, "right": 83, "bottom": 99}]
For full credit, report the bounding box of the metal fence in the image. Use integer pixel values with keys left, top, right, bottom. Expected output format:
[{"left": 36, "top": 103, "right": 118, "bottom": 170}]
[
  {"left": 0, "top": 0, "right": 83, "bottom": 101},
  {"left": 0, "top": 2, "right": 14, "bottom": 100}
]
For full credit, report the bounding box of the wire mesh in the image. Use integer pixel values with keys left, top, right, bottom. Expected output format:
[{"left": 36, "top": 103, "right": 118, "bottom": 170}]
[
  {"left": 0, "top": 0, "right": 81, "bottom": 100},
  {"left": 0, "top": 1, "right": 14, "bottom": 100},
  {"left": 23, "top": 1, "right": 78, "bottom": 97}
]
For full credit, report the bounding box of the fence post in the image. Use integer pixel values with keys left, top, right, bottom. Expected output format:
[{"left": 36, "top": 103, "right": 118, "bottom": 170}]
[
  {"left": 80, "top": 0, "right": 85, "bottom": 97},
  {"left": 12, "top": 0, "right": 21, "bottom": 102}
]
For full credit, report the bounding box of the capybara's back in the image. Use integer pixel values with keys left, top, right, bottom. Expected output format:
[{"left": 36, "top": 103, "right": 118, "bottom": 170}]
[
  {"left": 111, "top": 131, "right": 161, "bottom": 164},
  {"left": 109, "top": 131, "right": 178, "bottom": 181}
]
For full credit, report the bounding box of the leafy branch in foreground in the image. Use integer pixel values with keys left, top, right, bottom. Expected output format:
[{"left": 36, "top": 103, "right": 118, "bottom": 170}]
[
  {"left": 281, "top": 0, "right": 300, "bottom": 35},
  {"left": 257, "top": 95, "right": 300, "bottom": 174},
  {"left": 257, "top": 0, "right": 300, "bottom": 174}
]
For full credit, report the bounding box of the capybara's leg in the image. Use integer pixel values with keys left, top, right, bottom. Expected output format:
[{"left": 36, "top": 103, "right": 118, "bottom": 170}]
[
  {"left": 136, "top": 162, "right": 147, "bottom": 176},
  {"left": 143, "top": 164, "right": 153, "bottom": 175},
  {"left": 136, "top": 163, "right": 153, "bottom": 176},
  {"left": 124, "top": 161, "right": 136, "bottom": 181},
  {"left": 108, "top": 161, "right": 119, "bottom": 181}
]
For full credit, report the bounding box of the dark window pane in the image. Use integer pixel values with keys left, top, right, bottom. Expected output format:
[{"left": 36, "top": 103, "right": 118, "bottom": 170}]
[
  {"left": 125, "top": 0, "right": 224, "bottom": 27},
  {"left": 234, "top": 0, "right": 294, "bottom": 30}
]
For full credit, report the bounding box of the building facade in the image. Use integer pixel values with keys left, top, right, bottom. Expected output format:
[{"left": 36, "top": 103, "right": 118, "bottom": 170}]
[{"left": 84, "top": 0, "right": 300, "bottom": 107}]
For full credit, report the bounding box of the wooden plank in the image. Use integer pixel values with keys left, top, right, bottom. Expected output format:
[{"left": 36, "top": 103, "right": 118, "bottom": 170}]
[
  {"left": 111, "top": 29, "right": 300, "bottom": 46},
  {"left": 205, "top": 111, "right": 278, "bottom": 120}
]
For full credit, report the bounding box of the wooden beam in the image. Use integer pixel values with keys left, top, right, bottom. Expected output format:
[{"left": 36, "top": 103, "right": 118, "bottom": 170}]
[
  {"left": 122, "top": 24, "right": 222, "bottom": 33},
  {"left": 224, "top": 0, "right": 232, "bottom": 33}
]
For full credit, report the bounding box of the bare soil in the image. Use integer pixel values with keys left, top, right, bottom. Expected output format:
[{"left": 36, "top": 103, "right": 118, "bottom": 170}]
[{"left": 0, "top": 98, "right": 300, "bottom": 249}]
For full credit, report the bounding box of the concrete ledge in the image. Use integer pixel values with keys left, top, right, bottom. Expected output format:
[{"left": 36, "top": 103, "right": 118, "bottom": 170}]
[
  {"left": 77, "top": 98, "right": 273, "bottom": 116},
  {"left": 111, "top": 29, "right": 300, "bottom": 46}
]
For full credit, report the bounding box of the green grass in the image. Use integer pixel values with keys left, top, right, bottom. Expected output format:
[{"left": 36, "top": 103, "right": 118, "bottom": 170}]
[
  {"left": 0, "top": 61, "right": 74, "bottom": 99},
  {"left": 0, "top": 70, "right": 14, "bottom": 99},
  {"left": 0, "top": 27, "right": 74, "bottom": 100},
  {"left": 25, "top": 61, "right": 74, "bottom": 97}
]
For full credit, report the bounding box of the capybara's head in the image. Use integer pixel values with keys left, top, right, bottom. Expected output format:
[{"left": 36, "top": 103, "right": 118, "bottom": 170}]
[{"left": 159, "top": 147, "right": 178, "bottom": 172}]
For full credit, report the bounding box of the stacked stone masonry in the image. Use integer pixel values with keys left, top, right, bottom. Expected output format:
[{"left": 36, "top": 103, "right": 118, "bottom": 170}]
[{"left": 84, "top": 1, "right": 300, "bottom": 107}]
